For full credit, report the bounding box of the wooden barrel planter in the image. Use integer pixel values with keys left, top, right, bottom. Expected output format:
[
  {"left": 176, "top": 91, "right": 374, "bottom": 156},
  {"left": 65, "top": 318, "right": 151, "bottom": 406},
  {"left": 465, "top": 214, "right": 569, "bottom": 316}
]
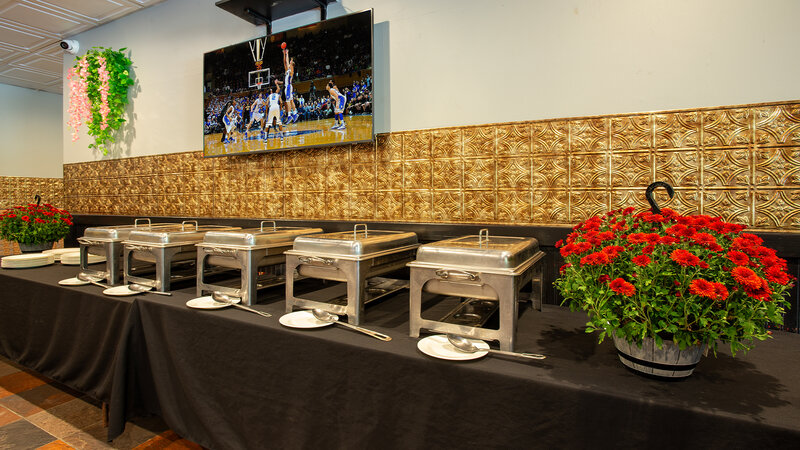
[{"left": 612, "top": 334, "right": 706, "bottom": 379}]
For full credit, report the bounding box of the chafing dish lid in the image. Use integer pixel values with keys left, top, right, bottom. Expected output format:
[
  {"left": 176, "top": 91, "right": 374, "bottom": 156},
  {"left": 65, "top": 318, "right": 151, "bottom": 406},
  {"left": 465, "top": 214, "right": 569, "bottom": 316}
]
[
  {"left": 125, "top": 224, "right": 240, "bottom": 245},
  {"left": 291, "top": 226, "right": 418, "bottom": 256},
  {"left": 82, "top": 221, "right": 181, "bottom": 241},
  {"left": 201, "top": 227, "right": 323, "bottom": 247},
  {"left": 414, "top": 232, "right": 539, "bottom": 270}
]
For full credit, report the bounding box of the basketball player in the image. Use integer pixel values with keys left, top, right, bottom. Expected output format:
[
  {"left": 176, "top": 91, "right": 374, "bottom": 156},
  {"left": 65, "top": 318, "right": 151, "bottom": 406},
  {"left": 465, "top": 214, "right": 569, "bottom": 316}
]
[
  {"left": 245, "top": 92, "right": 267, "bottom": 138},
  {"left": 327, "top": 80, "right": 347, "bottom": 130},
  {"left": 264, "top": 82, "right": 285, "bottom": 139},
  {"left": 282, "top": 46, "right": 299, "bottom": 123},
  {"left": 219, "top": 100, "right": 238, "bottom": 143}
]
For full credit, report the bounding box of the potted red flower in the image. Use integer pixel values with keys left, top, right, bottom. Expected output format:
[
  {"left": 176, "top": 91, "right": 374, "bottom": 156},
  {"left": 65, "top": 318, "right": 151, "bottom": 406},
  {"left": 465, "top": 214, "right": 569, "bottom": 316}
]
[
  {"left": 554, "top": 205, "right": 794, "bottom": 378},
  {"left": 0, "top": 203, "right": 73, "bottom": 252}
]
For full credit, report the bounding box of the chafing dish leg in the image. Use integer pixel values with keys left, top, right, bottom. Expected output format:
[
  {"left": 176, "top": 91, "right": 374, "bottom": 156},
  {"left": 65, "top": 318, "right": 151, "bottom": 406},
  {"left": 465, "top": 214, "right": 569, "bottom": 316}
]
[
  {"left": 408, "top": 269, "right": 427, "bottom": 338},
  {"left": 285, "top": 256, "right": 300, "bottom": 314},
  {"left": 344, "top": 261, "right": 367, "bottom": 325},
  {"left": 241, "top": 250, "right": 260, "bottom": 306},
  {"left": 492, "top": 273, "right": 518, "bottom": 352}
]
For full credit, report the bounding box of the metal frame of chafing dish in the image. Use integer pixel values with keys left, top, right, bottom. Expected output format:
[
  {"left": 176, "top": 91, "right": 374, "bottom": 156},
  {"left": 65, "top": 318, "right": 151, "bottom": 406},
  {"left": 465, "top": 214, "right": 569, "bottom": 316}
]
[
  {"left": 284, "top": 224, "right": 419, "bottom": 326},
  {"left": 122, "top": 221, "right": 214, "bottom": 293},
  {"left": 195, "top": 222, "right": 313, "bottom": 306},
  {"left": 77, "top": 218, "right": 175, "bottom": 286},
  {"left": 408, "top": 230, "right": 545, "bottom": 352}
]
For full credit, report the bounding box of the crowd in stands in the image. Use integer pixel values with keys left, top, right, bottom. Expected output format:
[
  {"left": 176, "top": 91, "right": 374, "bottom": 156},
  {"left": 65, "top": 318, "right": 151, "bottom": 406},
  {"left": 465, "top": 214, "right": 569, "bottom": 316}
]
[{"left": 203, "top": 76, "right": 372, "bottom": 135}]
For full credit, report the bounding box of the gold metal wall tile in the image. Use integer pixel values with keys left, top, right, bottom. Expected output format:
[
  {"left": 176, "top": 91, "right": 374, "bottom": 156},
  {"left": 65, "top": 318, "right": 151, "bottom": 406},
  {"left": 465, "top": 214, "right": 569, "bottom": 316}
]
[
  {"left": 306, "top": 166, "right": 326, "bottom": 192},
  {"left": 703, "top": 189, "right": 751, "bottom": 225},
  {"left": 326, "top": 192, "right": 348, "bottom": 219},
  {"left": 328, "top": 147, "right": 351, "bottom": 165},
  {"left": 610, "top": 152, "right": 652, "bottom": 188},
  {"left": 753, "top": 105, "right": 800, "bottom": 147},
  {"left": 497, "top": 190, "right": 531, "bottom": 223},
  {"left": 609, "top": 188, "right": 700, "bottom": 214},
  {"left": 264, "top": 151, "right": 285, "bottom": 169},
  {"left": 351, "top": 163, "right": 376, "bottom": 191},
  {"left": 531, "top": 190, "right": 568, "bottom": 223},
  {"left": 376, "top": 162, "right": 402, "bottom": 191},
  {"left": 432, "top": 159, "right": 463, "bottom": 190},
  {"left": 702, "top": 148, "right": 751, "bottom": 187},
  {"left": 532, "top": 156, "right": 568, "bottom": 189},
  {"left": 264, "top": 167, "right": 284, "bottom": 193},
  {"left": 569, "top": 190, "right": 609, "bottom": 222},
  {"left": 532, "top": 121, "right": 568, "bottom": 155},
  {"left": 570, "top": 153, "right": 609, "bottom": 188},
  {"left": 284, "top": 192, "right": 307, "bottom": 218},
  {"left": 404, "top": 131, "right": 431, "bottom": 160},
  {"left": 462, "top": 127, "right": 495, "bottom": 158},
  {"left": 263, "top": 193, "right": 284, "bottom": 218},
  {"left": 284, "top": 150, "right": 306, "bottom": 168},
  {"left": 197, "top": 193, "right": 214, "bottom": 217},
  {"left": 702, "top": 108, "right": 751, "bottom": 148},
  {"left": 432, "top": 191, "right": 463, "bottom": 222},
  {"left": 284, "top": 166, "right": 309, "bottom": 192},
  {"left": 496, "top": 124, "right": 531, "bottom": 157},
  {"left": 754, "top": 147, "right": 800, "bottom": 187},
  {"left": 376, "top": 190, "right": 402, "bottom": 220},
  {"left": 403, "top": 160, "right": 431, "bottom": 190},
  {"left": 753, "top": 189, "right": 800, "bottom": 229},
  {"left": 570, "top": 118, "right": 608, "bottom": 153},
  {"left": 463, "top": 190, "right": 495, "bottom": 222},
  {"left": 654, "top": 150, "right": 700, "bottom": 187},
  {"left": 326, "top": 165, "right": 350, "bottom": 192},
  {"left": 655, "top": 111, "right": 701, "bottom": 149},
  {"left": 464, "top": 158, "right": 495, "bottom": 190},
  {"left": 611, "top": 115, "right": 652, "bottom": 151},
  {"left": 352, "top": 142, "right": 376, "bottom": 164},
  {"left": 403, "top": 190, "right": 432, "bottom": 222},
  {"left": 349, "top": 191, "right": 375, "bottom": 220},
  {"left": 497, "top": 157, "right": 531, "bottom": 190},
  {"left": 376, "top": 133, "right": 403, "bottom": 162},
  {"left": 431, "top": 128, "right": 462, "bottom": 159}
]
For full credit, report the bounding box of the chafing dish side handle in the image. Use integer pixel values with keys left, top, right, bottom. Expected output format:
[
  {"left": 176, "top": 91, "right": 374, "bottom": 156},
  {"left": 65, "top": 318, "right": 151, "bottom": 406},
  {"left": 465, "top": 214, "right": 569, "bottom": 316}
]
[
  {"left": 435, "top": 269, "right": 480, "bottom": 281},
  {"left": 298, "top": 256, "right": 335, "bottom": 265}
]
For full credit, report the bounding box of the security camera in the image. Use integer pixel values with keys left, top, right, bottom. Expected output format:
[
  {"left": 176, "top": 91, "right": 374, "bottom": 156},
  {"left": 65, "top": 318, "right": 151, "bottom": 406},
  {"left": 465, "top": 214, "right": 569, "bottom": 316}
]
[{"left": 59, "top": 40, "right": 79, "bottom": 55}]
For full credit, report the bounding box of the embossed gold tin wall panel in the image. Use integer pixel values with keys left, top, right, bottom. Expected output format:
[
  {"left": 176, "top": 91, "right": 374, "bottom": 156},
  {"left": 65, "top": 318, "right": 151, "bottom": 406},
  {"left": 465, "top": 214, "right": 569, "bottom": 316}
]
[{"left": 60, "top": 100, "right": 800, "bottom": 231}]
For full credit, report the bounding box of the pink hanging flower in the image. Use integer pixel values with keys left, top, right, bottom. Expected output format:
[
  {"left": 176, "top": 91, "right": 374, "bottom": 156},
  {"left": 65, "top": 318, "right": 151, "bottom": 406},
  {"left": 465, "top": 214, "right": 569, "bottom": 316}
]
[{"left": 97, "top": 56, "right": 111, "bottom": 131}]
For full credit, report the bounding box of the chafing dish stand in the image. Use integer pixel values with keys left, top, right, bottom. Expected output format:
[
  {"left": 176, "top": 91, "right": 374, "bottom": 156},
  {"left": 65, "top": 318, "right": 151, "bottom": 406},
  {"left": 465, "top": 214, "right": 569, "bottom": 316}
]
[
  {"left": 408, "top": 229, "right": 544, "bottom": 351},
  {"left": 77, "top": 218, "right": 181, "bottom": 285},
  {"left": 123, "top": 221, "right": 240, "bottom": 293},
  {"left": 285, "top": 224, "right": 419, "bottom": 325},
  {"left": 196, "top": 222, "right": 323, "bottom": 306}
]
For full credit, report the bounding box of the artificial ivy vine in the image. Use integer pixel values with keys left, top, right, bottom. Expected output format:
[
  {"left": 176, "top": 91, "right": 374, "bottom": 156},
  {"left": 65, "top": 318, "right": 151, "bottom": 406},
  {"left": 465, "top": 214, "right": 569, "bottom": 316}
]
[{"left": 67, "top": 47, "right": 134, "bottom": 155}]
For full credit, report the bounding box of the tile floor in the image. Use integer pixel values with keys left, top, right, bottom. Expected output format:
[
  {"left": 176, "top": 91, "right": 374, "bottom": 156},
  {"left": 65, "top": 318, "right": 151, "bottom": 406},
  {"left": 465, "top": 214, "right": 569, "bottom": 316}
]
[{"left": 0, "top": 354, "right": 203, "bottom": 449}]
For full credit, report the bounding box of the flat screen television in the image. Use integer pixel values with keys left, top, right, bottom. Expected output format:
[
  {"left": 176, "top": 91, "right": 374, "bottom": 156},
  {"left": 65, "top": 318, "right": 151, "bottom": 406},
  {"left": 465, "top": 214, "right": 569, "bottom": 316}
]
[{"left": 202, "top": 9, "right": 373, "bottom": 157}]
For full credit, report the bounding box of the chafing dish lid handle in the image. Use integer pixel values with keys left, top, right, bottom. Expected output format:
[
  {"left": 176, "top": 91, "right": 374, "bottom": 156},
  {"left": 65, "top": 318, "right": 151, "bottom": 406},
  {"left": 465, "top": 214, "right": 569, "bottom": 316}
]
[
  {"left": 478, "top": 228, "right": 489, "bottom": 247},
  {"left": 354, "top": 223, "right": 368, "bottom": 238},
  {"left": 182, "top": 220, "right": 198, "bottom": 231},
  {"left": 260, "top": 221, "right": 277, "bottom": 232},
  {"left": 134, "top": 218, "right": 152, "bottom": 228}
]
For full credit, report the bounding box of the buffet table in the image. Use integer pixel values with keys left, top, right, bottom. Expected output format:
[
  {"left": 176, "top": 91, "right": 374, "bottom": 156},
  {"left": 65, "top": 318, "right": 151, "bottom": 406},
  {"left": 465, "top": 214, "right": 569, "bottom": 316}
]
[{"left": 2, "top": 265, "right": 799, "bottom": 449}]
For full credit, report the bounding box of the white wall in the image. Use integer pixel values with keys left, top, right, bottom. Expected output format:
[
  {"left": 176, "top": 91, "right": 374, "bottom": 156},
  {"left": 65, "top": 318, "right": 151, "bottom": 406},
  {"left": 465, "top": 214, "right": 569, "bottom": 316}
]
[
  {"left": 0, "top": 83, "right": 62, "bottom": 177},
  {"left": 63, "top": 0, "right": 800, "bottom": 163}
]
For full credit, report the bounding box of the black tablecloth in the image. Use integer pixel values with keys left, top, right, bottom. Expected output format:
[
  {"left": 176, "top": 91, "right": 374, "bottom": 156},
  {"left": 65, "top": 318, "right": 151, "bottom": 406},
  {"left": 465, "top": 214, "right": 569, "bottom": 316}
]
[
  {"left": 0, "top": 264, "right": 135, "bottom": 401},
  {"left": 2, "top": 265, "right": 799, "bottom": 449}
]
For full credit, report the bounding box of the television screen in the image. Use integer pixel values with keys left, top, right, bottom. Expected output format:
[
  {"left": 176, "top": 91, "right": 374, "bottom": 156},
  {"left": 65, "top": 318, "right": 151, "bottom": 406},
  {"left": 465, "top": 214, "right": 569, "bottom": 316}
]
[{"left": 202, "top": 9, "right": 373, "bottom": 157}]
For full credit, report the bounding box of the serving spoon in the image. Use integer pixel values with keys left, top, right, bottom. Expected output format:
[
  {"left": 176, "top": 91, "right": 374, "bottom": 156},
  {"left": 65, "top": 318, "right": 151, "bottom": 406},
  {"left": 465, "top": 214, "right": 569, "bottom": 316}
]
[
  {"left": 311, "top": 309, "right": 392, "bottom": 342},
  {"left": 446, "top": 334, "right": 546, "bottom": 360},
  {"left": 77, "top": 273, "right": 110, "bottom": 289},
  {"left": 211, "top": 292, "right": 272, "bottom": 318},
  {"left": 128, "top": 283, "right": 172, "bottom": 296}
]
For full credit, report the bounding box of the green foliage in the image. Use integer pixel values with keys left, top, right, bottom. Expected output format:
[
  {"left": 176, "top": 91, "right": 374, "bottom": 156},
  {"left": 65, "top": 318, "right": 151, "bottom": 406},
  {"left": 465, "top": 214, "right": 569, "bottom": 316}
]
[
  {"left": 72, "top": 47, "right": 134, "bottom": 154},
  {"left": 0, "top": 204, "right": 73, "bottom": 245},
  {"left": 554, "top": 207, "right": 794, "bottom": 356}
]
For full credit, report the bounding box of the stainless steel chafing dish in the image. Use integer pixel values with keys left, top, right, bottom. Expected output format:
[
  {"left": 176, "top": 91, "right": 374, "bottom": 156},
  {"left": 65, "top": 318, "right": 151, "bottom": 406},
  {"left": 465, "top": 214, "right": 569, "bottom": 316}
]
[
  {"left": 196, "top": 221, "right": 323, "bottom": 306},
  {"left": 77, "top": 218, "right": 182, "bottom": 285},
  {"left": 123, "top": 221, "right": 240, "bottom": 292},
  {"left": 285, "top": 224, "right": 419, "bottom": 325},
  {"left": 407, "top": 229, "right": 544, "bottom": 351}
]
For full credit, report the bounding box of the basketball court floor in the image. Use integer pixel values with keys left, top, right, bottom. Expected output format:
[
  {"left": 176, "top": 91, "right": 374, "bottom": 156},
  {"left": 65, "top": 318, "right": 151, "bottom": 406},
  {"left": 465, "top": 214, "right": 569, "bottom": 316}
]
[{"left": 204, "top": 115, "right": 372, "bottom": 156}]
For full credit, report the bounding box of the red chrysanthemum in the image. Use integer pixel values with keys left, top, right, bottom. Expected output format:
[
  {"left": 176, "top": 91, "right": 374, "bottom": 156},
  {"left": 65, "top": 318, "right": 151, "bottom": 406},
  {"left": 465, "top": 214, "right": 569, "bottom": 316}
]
[
  {"left": 670, "top": 249, "right": 701, "bottom": 267},
  {"left": 691, "top": 232, "right": 717, "bottom": 247},
  {"left": 731, "top": 266, "right": 763, "bottom": 290},
  {"left": 580, "top": 251, "right": 610, "bottom": 266},
  {"left": 726, "top": 250, "right": 750, "bottom": 266},
  {"left": 632, "top": 254, "right": 651, "bottom": 266},
  {"left": 559, "top": 263, "right": 572, "bottom": 274},
  {"left": 609, "top": 278, "right": 636, "bottom": 296},
  {"left": 689, "top": 279, "right": 717, "bottom": 299}
]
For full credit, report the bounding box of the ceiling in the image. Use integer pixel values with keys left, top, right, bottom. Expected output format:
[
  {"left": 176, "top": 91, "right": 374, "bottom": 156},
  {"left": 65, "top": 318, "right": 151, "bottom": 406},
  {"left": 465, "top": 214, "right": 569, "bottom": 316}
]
[{"left": 0, "top": 0, "right": 165, "bottom": 94}]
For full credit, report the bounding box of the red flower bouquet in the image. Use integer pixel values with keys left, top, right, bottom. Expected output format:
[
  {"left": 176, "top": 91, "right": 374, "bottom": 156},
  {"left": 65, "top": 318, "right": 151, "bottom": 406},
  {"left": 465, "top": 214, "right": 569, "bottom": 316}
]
[
  {"left": 0, "top": 203, "right": 73, "bottom": 245},
  {"left": 554, "top": 207, "right": 794, "bottom": 355}
]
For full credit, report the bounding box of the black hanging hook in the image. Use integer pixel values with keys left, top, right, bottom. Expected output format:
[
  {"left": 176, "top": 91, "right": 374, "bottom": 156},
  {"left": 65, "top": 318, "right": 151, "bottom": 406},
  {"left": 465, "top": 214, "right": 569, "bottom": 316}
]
[
  {"left": 645, "top": 182, "right": 674, "bottom": 214},
  {"left": 34, "top": 194, "right": 41, "bottom": 206}
]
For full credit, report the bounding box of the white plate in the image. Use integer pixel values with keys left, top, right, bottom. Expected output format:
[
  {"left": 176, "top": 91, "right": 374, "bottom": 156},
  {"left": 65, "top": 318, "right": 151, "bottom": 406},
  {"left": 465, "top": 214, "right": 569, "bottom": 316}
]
[
  {"left": 186, "top": 296, "right": 241, "bottom": 310},
  {"left": 278, "top": 310, "right": 334, "bottom": 329},
  {"left": 43, "top": 248, "right": 80, "bottom": 261},
  {"left": 417, "top": 335, "right": 490, "bottom": 361},
  {"left": 60, "top": 252, "right": 105, "bottom": 265},
  {"left": 1, "top": 253, "right": 55, "bottom": 269},
  {"left": 58, "top": 277, "right": 91, "bottom": 286},
  {"left": 102, "top": 285, "right": 140, "bottom": 296}
]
